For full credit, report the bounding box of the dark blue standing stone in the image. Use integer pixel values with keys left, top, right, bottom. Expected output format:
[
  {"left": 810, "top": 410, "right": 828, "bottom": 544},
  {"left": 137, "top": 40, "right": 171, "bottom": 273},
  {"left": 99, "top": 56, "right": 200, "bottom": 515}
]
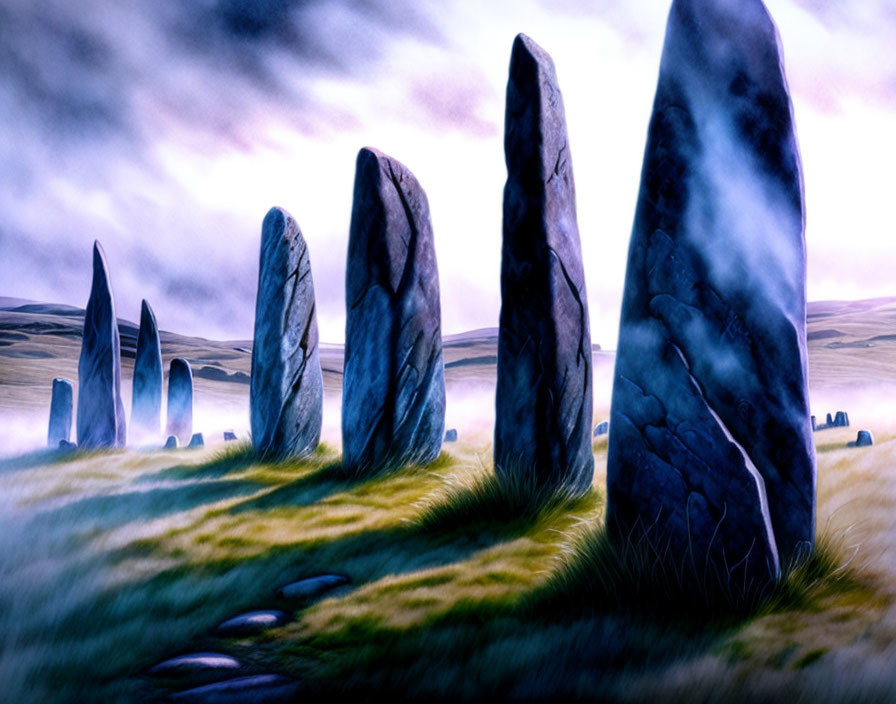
[
  {"left": 131, "top": 299, "right": 163, "bottom": 443},
  {"left": 342, "top": 147, "right": 446, "bottom": 475},
  {"left": 48, "top": 378, "right": 73, "bottom": 447},
  {"left": 495, "top": 34, "right": 593, "bottom": 497},
  {"left": 77, "top": 241, "right": 127, "bottom": 448},
  {"left": 250, "top": 207, "right": 323, "bottom": 459},
  {"left": 166, "top": 358, "right": 193, "bottom": 446},
  {"left": 444, "top": 428, "right": 458, "bottom": 443},
  {"left": 608, "top": 0, "right": 815, "bottom": 586},
  {"left": 834, "top": 411, "right": 849, "bottom": 428}
]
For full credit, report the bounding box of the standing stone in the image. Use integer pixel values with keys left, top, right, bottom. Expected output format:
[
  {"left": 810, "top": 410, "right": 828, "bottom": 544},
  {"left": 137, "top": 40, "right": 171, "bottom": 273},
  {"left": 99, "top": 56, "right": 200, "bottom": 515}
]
[
  {"left": 131, "top": 299, "right": 163, "bottom": 443},
  {"left": 77, "top": 241, "right": 127, "bottom": 448},
  {"left": 342, "top": 147, "right": 446, "bottom": 475},
  {"left": 495, "top": 34, "right": 593, "bottom": 497},
  {"left": 826, "top": 413, "right": 834, "bottom": 427},
  {"left": 811, "top": 415, "right": 816, "bottom": 432},
  {"left": 444, "top": 429, "right": 458, "bottom": 443},
  {"left": 47, "top": 378, "right": 73, "bottom": 447},
  {"left": 854, "top": 430, "right": 873, "bottom": 447},
  {"left": 834, "top": 411, "right": 849, "bottom": 428},
  {"left": 164, "top": 435, "right": 178, "bottom": 450},
  {"left": 188, "top": 432, "right": 204, "bottom": 449},
  {"left": 250, "top": 207, "right": 323, "bottom": 459},
  {"left": 607, "top": 0, "right": 815, "bottom": 586},
  {"left": 166, "top": 358, "right": 193, "bottom": 446},
  {"left": 593, "top": 421, "right": 609, "bottom": 437}
]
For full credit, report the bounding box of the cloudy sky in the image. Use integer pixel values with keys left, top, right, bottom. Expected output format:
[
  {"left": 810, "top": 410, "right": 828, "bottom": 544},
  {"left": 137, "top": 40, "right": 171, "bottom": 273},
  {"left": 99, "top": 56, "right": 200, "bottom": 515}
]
[{"left": 1, "top": 0, "right": 894, "bottom": 347}]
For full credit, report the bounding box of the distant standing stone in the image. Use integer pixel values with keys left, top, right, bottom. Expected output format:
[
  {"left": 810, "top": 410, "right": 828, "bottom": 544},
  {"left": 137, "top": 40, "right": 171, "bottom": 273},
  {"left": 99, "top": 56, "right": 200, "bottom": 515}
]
[
  {"left": 223, "top": 430, "right": 237, "bottom": 442},
  {"left": 342, "top": 147, "right": 446, "bottom": 475},
  {"left": 131, "top": 299, "right": 163, "bottom": 442},
  {"left": 853, "top": 430, "right": 873, "bottom": 448},
  {"left": 593, "top": 421, "right": 609, "bottom": 437},
  {"left": 607, "top": 0, "right": 815, "bottom": 584},
  {"left": 811, "top": 415, "right": 816, "bottom": 431},
  {"left": 164, "top": 435, "right": 178, "bottom": 450},
  {"left": 495, "top": 34, "right": 593, "bottom": 496},
  {"left": 77, "top": 241, "right": 127, "bottom": 448},
  {"left": 826, "top": 413, "right": 834, "bottom": 427},
  {"left": 250, "top": 207, "right": 323, "bottom": 460},
  {"left": 834, "top": 411, "right": 849, "bottom": 428},
  {"left": 444, "top": 428, "right": 458, "bottom": 443},
  {"left": 166, "top": 358, "right": 193, "bottom": 446},
  {"left": 48, "top": 378, "right": 73, "bottom": 447},
  {"left": 188, "top": 433, "right": 204, "bottom": 448}
]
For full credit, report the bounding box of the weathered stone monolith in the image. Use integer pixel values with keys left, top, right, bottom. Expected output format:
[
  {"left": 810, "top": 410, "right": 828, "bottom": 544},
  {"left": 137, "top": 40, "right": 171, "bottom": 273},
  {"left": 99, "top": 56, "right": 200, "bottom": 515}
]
[
  {"left": 495, "top": 34, "right": 593, "bottom": 496},
  {"left": 77, "top": 241, "right": 127, "bottom": 448},
  {"left": 342, "top": 147, "right": 445, "bottom": 475},
  {"left": 48, "top": 378, "right": 73, "bottom": 447},
  {"left": 166, "top": 358, "right": 193, "bottom": 446},
  {"left": 607, "top": 0, "right": 815, "bottom": 586},
  {"left": 131, "top": 299, "right": 163, "bottom": 442},
  {"left": 250, "top": 207, "right": 323, "bottom": 459}
]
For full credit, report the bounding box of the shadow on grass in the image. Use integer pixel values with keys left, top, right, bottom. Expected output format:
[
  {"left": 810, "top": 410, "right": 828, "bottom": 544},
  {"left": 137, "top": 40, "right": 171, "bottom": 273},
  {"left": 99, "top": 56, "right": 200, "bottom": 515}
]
[
  {"left": 0, "top": 446, "right": 112, "bottom": 474},
  {"left": 266, "top": 524, "right": 873, "bottom": 703},
  {"left": 32, "top": 478, "right": 268, "bottom": 535}
]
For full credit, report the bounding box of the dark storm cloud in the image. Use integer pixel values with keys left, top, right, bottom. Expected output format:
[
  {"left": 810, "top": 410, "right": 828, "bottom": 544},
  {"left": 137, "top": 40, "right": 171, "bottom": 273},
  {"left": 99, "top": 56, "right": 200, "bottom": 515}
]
[{"left": 0, "top": 0, "right": 443, "bottom": 145}]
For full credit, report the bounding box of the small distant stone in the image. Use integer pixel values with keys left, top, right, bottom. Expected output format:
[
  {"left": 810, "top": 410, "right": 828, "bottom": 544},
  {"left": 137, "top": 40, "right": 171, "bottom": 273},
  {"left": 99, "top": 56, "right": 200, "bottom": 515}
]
[
  {"left": 810, "top": 415, "right": 816, "bottom": 432},
  {"left": 215, "top": 610, "right": 290, "bottom": 636},
  {"left": 826, "top": 413, "right": 834, "bottom": 427},
  {"left": 148, "top": 652, "right": 241, "bottom": 676},
  {"left": 58, "top": 440, "right": 77, "bottom": 451},
  {"left": 188, "top": 433, "right": 204, "bottom": 448},
  {"left": 444, "top": 429, "right": 458, "bottom": 443},
  {"left": 834, "top": 411, "right": 850, "bottom": 428},
  {"left": 849, "top": 430, "right": 873, "bottom": 448},
  {"left": 223, "top": 430, "right": 237, "bottom": 442},
  {"left": 170, "top": 674, "right": 299, "bottom": 703},
  {"left": 277, "top": 574, "right": 350, "bottom": 600},
  {"left": 164, "top": 435, "right": 178, "bottom": 449},
  {"left": 593, "top": 421, "right": 609, "bottom": 437}
]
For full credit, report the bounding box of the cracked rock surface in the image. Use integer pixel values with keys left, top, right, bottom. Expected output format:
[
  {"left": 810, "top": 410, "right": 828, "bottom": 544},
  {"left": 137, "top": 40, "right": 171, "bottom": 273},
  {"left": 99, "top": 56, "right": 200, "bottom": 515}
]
[
  {"left": 250, "top": 207, "right": 323, "bottom": 459},
  {"left": 495, "top": 33, "right": 593, "bottom": 496},
  {"left": 166, "top": 358, "right": 193, "bottom": 447},
  {"left": 131, "top": 299, "right": 163, "bottom": 443},
  {"left": 608, "top": 0, "right": 815, "bottom": 584},
  {"left": 342, "top": 147, "right": 445, "bottom": 475},
  {"left": 77, "top": 241, "right": 127, "bottom": 448}
]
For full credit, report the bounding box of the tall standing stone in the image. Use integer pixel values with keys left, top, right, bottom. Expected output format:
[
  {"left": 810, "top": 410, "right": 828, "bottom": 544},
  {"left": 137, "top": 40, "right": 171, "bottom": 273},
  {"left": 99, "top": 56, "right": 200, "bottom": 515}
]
[
  {"left": 607, "top": 0, "right": 815, "bottom": 585},
  {"left": 342, "top": 147, "right": 445, "bottom": 475},
  {"left": 48, "top": 378, "right": 73, "bottom": 447},
  {"left": 166, "top": 358, "right": 193, "bottom": 446},
  {"left": 250, "top": 207, "right": 323, "bottom": 459},
  {"left": 131, "top": 299, "right": 163, "bottom": 442},
  {"left": 495, "top": 34, "right": 593, "bottom": 497},
  {"left": 77, "top": 241, "right": 127, "bottom": 448}
]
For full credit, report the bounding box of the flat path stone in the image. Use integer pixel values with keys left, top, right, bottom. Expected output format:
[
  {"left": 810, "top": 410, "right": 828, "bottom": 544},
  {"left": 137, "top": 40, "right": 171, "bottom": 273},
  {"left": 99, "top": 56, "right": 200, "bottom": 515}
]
[
  {"left": 215, "top": 610, "right": 290, "bottom": 636},
  {"left": 276, "top": 574, "right": 350, "bottom": 600},
  {"left": 149, "top": 652, "right": 241, "bottom": 676},
  {"left": 170, "top": 674, "right": 300, "bottom": 703}
]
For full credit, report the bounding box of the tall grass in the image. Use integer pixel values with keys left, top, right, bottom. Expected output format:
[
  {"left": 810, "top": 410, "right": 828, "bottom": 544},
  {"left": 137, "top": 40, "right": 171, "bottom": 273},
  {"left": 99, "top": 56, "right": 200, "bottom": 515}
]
[{"left": 414, "top": 465, "right": 598, "bottom": 537}]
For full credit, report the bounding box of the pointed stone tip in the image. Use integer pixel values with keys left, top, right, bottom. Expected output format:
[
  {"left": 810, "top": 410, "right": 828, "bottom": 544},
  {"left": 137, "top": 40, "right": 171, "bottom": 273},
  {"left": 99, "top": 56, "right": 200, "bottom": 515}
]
[
  {"left": 170, "top": 357, "right": 193, "bottom": 381},
  {"left": 511, "top": 32, "right": 550, "bottom": 67}
]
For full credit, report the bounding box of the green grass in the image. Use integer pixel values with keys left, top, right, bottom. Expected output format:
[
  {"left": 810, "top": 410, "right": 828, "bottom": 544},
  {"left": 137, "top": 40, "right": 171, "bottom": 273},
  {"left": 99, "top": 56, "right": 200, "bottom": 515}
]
[{"left": 0, "top": 437, "right": 887, "bottom": 703}]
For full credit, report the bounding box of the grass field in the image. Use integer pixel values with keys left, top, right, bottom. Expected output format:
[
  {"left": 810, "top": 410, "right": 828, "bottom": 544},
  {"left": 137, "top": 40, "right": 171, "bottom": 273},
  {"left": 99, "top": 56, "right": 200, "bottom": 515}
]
[
  {"left": 3, "top": 297, "right": 896, "bottom": 701},
  {"left": 0, "top": 423, "right": 892, "bottom": 702}
]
